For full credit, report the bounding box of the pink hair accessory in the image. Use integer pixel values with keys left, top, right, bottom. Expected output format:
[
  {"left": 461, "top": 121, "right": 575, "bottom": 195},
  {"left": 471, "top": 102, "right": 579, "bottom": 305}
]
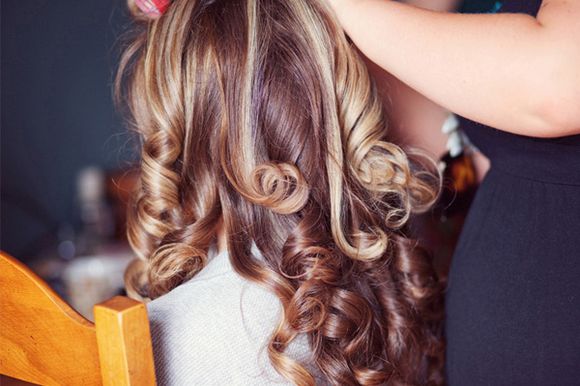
[{"left": 135, "top": 0, "right": 171, "bottom": 18}]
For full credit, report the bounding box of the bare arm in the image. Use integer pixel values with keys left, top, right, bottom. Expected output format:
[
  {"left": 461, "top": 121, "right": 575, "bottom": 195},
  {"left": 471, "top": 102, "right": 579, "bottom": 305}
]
[
  {"left": 367, "top": 0, "right": 458, "bottom": 158},
  {"left": 366, "top": 0, "right": 490, "bottom": 180},
  {"left": 331, "top": 0, "right": 580, "bottom": 137}
]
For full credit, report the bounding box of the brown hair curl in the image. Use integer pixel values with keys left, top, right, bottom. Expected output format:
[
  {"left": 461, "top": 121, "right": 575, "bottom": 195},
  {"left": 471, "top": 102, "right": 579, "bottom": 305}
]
[{"left": 115, "top": 0, "right": 444, "bottom": 384}]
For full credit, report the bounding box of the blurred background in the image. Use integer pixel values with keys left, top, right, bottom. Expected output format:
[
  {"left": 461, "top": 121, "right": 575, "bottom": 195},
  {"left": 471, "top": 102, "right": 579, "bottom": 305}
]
[
  {"left": 1, "top": 0, "right": 493, "bottom": 319},
  {"left": 2, "top": 0, "right": 134, "bottom": 258},
  {"left": 1, "top": 0, "right": 139, "bottom": 318}
]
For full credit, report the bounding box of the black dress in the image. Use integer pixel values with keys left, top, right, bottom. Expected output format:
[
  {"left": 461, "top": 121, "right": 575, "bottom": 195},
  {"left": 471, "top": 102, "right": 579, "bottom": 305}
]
[{"left": 445, "top": 1, "right": 580, "bottom": 385}]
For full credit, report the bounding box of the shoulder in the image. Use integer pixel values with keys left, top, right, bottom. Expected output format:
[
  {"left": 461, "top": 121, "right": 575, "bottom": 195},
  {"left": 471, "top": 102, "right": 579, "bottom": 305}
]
[{"left": 146, "top": 252, "right": 308, "bottom": 385}]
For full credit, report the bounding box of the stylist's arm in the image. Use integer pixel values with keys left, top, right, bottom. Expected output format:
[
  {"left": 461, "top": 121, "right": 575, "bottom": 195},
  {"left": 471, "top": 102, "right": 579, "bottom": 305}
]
[{"left": 329, "top": 0, "right": 580, "bottom": 137}]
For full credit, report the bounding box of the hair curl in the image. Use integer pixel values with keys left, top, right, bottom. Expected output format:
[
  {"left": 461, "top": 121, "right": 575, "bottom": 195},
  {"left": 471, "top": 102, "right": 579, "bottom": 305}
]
[{"left": 115, "top": 0, "right": 444, "bottom": 384}]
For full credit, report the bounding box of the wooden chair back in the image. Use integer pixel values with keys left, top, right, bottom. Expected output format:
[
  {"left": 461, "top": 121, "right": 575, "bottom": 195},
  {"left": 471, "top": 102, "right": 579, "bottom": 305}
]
[{"left": 0, "top": 251, "right": 156, "bottom": 386}]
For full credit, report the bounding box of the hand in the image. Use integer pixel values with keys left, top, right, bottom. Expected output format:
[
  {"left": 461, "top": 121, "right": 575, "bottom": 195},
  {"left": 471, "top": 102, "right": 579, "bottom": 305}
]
[
  {"left": 401, "top": 0, "right": 461, "bottom": 12},
  {"left": 325, "top": 0, "right": 372, "bottom": 29},
  {"left": 325, "top": 0, "right": 358, "bottom": 17}
]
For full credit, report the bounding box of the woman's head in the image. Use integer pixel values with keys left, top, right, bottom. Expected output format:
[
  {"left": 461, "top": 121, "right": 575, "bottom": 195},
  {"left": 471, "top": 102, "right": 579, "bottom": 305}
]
[{"left": 116, "top": 0, "right": 443, "bottom": 384}]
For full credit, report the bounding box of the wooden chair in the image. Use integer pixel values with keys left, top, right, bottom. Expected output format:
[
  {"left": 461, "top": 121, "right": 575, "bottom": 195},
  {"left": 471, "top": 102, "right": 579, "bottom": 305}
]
[{"left": 0, "top": 251, "right": 157, "bottom": 386}]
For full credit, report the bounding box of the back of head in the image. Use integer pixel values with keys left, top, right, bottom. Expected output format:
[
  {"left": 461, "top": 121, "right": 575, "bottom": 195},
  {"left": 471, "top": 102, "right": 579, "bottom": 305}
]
[{"left": 116, "top": 0, "right": 443, "bottom": 384}]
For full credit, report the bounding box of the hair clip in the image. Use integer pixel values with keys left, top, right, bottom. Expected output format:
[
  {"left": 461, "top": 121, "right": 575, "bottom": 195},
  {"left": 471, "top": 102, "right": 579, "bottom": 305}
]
[{"left": 135, "top": 0, "right": 171, "bottom": 18}]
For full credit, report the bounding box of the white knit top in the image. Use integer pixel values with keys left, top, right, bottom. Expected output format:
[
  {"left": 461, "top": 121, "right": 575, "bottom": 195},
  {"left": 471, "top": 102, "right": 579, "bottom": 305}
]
[{"left": 147, "top": 246, "right": 326, "bottom": 385}]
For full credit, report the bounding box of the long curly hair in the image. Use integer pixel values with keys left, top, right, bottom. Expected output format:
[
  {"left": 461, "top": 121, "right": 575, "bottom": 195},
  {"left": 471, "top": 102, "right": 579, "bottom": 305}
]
[{"left": 115, "top": 0, "right": 444, "bottom": 384}]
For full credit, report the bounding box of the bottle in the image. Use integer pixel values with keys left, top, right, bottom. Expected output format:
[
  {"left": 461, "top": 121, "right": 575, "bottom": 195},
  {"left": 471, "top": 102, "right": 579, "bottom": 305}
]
[
  {"left": 412, "top": 114, "right": 479, "bottom": 279},
  {"left": 436, "top": 114, "right": 478, "bottom": 220}
]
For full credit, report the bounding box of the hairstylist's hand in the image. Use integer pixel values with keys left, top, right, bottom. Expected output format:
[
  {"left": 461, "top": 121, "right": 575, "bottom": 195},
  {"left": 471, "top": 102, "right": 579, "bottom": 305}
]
[
  {"left": 325, "top": 0, "right": 357, "bottom": 18},
  {"left": 327, "top": 0, "right": 461, "bottom": 33},
  {"left": 400, "top": 0, "right": 461, "bottom": 12}
]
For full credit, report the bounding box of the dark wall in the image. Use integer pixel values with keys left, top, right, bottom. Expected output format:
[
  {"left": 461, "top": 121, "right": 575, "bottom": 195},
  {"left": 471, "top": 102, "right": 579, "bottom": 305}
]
[{"left": 1, "top": 0, "right": 135, "bottom": 259}]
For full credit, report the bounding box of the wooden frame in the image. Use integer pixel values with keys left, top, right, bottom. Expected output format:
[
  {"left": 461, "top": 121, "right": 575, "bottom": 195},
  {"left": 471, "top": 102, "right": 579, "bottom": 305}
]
[{"left": 0, "top": 251, "right": 156, "bottom": 386}]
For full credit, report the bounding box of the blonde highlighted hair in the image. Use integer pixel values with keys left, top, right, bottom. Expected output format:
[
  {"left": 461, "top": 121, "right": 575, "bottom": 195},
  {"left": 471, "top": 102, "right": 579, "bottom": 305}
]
[{"left": 116, "top": 0, "right": 444, "bottom": 384}]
